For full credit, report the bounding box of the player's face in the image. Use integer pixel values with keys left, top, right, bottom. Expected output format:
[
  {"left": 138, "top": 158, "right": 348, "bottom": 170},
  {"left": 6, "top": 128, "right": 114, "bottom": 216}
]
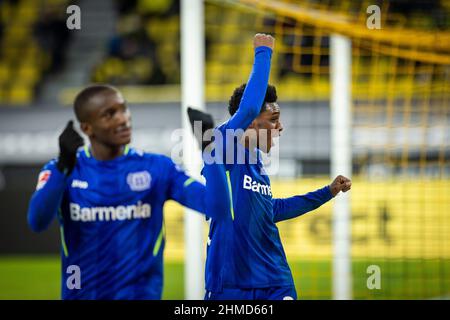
[
  {"left": 83, "top": 90, "right": 132, "bottom": 147},
  {"left": 252, "top": 102, "right": 283, "bottom": 153}
]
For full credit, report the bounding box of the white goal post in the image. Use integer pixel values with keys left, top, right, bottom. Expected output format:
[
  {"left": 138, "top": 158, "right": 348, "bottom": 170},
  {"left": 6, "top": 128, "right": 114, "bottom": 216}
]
[
  {"left": 181, "top": 0, "right": 206, "bottom": 300},
  {"left": 330, "top": 34, "right": 353, "bottom": 300}
]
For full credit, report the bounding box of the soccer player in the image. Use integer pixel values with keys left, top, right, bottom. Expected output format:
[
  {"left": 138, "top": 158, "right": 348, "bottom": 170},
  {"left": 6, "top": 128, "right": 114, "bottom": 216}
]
[
  {"left": 202, "top": 34, "right": 352, "bottom": 300},
  {"left": 27, "top": 84, "right": 229, "bottom": 300}
]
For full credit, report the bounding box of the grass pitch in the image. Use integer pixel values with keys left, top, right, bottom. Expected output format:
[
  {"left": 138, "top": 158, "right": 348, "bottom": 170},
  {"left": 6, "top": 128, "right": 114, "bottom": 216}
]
[{"left": 0, "top": 255, "right": 448, "bottom": 299}]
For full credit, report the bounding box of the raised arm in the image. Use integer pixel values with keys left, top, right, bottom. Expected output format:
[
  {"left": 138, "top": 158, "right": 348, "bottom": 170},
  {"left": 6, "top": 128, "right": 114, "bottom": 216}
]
[{"left": 225, "top": 34, "right": 274, "bottom": 131}]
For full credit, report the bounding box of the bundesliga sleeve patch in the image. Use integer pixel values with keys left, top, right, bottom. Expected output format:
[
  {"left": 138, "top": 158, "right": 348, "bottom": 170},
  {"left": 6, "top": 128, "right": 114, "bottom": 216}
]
[{"left": 36, "top": 170, "right": 51, "bottom": 190}]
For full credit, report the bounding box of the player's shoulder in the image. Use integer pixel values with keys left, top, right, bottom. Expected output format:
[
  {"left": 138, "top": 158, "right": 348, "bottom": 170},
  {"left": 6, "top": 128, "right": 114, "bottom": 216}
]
[
  {"left": 41, "top": 158, "right": 58, "bottom": 171},
  {"left": 216, "top": 122, "right": 228, "bottom": 132},
  {"left": 127, "top": 147, "right": 176, "bottom": 167},
  {"left": 216, "top": 120, "right": 242, "bottom": 135},
  {"left": 127, "top": 147, "right": 163, "bottom": 160},
  {"left": 75, "top": 146, "right": 90, "bottom": 161},
  {"left": 125, "top": 147, "right": 147, "bottom": 159},
  {"left": 40, "top": 147, "right": 84, "bottom": 172}
]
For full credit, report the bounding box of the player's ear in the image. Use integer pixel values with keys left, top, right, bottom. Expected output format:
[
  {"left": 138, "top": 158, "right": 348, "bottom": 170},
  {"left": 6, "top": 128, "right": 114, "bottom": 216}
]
[{"left": 80, "top": 122, "right": 93, "bottom": 137}]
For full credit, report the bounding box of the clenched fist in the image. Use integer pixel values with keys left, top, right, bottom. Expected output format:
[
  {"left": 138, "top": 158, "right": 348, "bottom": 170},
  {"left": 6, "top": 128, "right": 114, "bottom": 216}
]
[
  {"left": 329, "top": 175, "right": 352, "bottom": 197},
  {"left": 254, "top": 33, "right": 275, "bottom": 50}
]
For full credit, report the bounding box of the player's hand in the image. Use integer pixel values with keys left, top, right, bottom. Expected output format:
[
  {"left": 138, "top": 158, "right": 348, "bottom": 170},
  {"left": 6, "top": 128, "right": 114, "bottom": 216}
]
[
  {"left": 187, "top": 107, "right": 215, "bottom": 152},
  {"left": 254, "top": 33, "right": 275, "bottom": 50},
  {"left": 329, "top": 175, "right": 352, "bottom": 197},
  {"left": 56, "top": 120, "right": 84, "bottom": 175}
]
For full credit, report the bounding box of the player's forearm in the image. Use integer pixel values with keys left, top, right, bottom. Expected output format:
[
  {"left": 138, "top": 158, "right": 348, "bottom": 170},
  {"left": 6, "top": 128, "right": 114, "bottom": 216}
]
[
  {"left": 226, "top": 46, "right": 273, "bottom": 130},
  {"left": 272, "top": 185, "right": 333, "bottom": 223},
  {"left": 241, "top": 46, "right": 272, "bottom": 118},
  {"left": 28, "top": 167, "right": 68, "bottom": 232}
]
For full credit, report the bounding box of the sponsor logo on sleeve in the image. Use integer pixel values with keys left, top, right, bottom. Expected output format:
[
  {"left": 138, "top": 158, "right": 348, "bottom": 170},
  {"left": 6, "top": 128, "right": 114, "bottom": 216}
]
[{"left": 36, "top": 170, "right": 51, "bottom": 190}]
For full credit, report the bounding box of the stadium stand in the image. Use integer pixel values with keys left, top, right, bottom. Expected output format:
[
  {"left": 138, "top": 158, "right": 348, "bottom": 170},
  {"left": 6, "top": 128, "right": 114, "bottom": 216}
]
[
  {"left": 2, "top": 0, "right": 449, "bottom": 105},
  {"left": 92, "top": 0, "right": 180, "bottom": 85},
  {"left": 0, "top": 0, "right": 72, "bottom": 105},
  {"left": 89, "top": 0, "right": 450, "bottom": 102}
]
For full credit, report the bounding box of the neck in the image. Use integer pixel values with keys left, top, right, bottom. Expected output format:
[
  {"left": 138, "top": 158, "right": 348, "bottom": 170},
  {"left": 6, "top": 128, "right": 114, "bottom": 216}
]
[
  {"left": 242, "top": 135, "right": 257, "bottom": 152},
  {"left": 243, "top": 138, "right": 251, "bottom": 150},
  {"left": 241, "top": 136, "right": 260, "bottom": 165},
  {"left": 90, "top": 140, "right": 125, "bottom": 161}
]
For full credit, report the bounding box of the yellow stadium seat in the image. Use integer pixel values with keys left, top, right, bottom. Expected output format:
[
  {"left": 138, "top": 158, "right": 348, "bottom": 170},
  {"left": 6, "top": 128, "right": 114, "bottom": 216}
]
[
  {"left": 20, "top": 0, "right": 42, "bottom": 6},
  {"left": 0, "top": 86, "right": 6, "bottom": 103},
  {"left": 6, "top": 24, "right": 31, "bottom": 43},
  {"left": 2, "top": 47, "right": 23, "bottom": 63},
  {"left": 17, "top": 65, "right": 39, "bottom": 85},
  {"left": 146, "top": 19, "right": 168, "bottom": 41},
  {"left": 45, "top": 0, "right": 70, "bottom": 7},
  {"left": 206, "top": 62, "right": 225, "bottom": 84},
  {"left": 8, "top": 84, "right": 33, "bottom": 105},
  {"left": 104, "top": 58, "right": 126, "bottom": 79},
  {"left": 138, "top": 0, "right": 172, "bottom": 15},
  {"left": 0, "top": 64, "right": 10, "bottom": 85},
  {"left": 16, "top": 5, "right": 38, "bottom": 24},
  {"left": 130, "top": 58, "right": 153, "bottom": 81},
  {"left": 0, "top": 1, "right": 14, "bottom": 24}
]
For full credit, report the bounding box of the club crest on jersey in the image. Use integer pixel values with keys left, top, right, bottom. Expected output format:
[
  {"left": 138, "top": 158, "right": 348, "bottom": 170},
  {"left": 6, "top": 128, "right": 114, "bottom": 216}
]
[
  {"left": 36, "top": 170, "right": 51, "bottom": 190},
  {"left": 127, "top": 171, "right": 151, "bottom": 191}
]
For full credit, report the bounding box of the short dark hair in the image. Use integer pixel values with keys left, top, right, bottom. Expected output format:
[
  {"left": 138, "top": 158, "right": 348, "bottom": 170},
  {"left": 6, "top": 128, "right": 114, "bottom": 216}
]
[
  {"left": 73, "top": 84, "right": 118, "bottom": 122},
  {"left": 228, "top": 83, "right": 277, "bottom": 116}
]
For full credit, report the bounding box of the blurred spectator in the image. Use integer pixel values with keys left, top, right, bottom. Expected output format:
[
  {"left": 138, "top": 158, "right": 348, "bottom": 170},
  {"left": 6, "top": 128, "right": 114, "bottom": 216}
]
[
  {"left": 33, "top": 4, "right": 72, "bottom": 74},
  {"left": 388, "top": 0, "right": 447, "bottom": 29},
  {"left": 0, "top": 0, "right": 20, "bottom": 43},
  {"left": 109, "top": 15, "right": 154, "bottom": 60},
  {"left": 94, "top": 0, "right": 179, "bottom": 85},
  {"left": 138, "top": 0, "right": 179, "bottom": 18},
  {"left": 116, "top": 0, "right": 138, "bottom": 15}
]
